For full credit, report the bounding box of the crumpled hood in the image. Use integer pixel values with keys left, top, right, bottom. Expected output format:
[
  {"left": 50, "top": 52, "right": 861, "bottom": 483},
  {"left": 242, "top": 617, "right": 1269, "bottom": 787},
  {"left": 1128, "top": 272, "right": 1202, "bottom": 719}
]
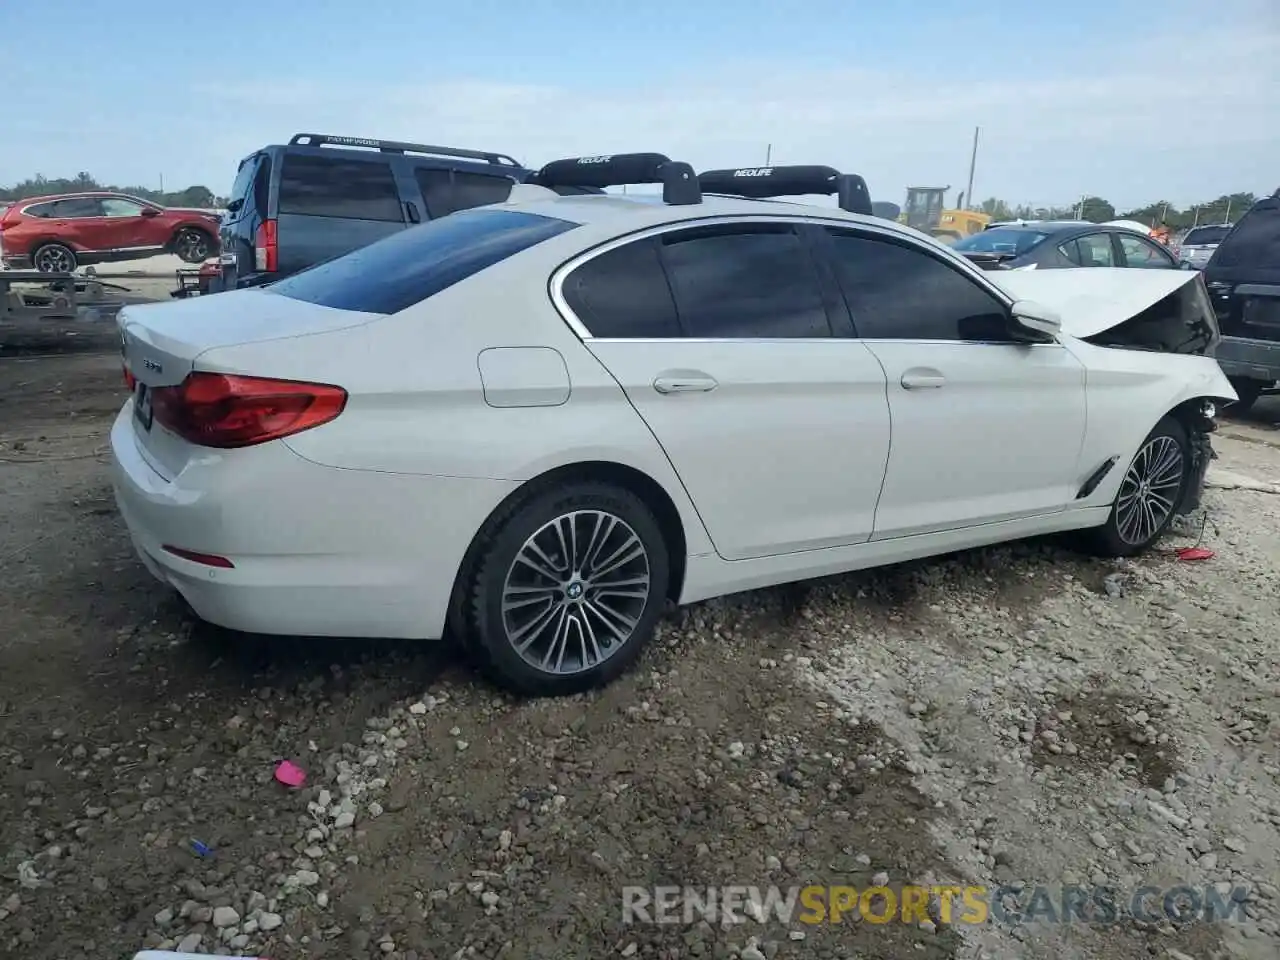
[{"left": 988, "top": 268, "right": 1208, "bottom": 339}]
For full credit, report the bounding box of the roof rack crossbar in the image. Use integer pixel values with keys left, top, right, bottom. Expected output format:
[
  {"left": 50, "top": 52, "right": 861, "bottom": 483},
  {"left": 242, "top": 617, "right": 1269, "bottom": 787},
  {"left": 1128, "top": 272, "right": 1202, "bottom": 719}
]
[
  {"left": 288, "top": 133, "right": 521, "bottom": 167},
  {"left": 698, "top": 165, "right": 873, "bottom": 216},
  {"left": 527, "top": 153, "right": 701, "bottom": 206}
]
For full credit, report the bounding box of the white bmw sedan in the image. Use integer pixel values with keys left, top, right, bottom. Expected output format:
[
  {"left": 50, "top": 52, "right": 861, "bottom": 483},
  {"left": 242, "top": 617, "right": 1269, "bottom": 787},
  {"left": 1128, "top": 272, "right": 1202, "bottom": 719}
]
[{"left": 111, "top": 154, "right": 1235, "bottom": 696}]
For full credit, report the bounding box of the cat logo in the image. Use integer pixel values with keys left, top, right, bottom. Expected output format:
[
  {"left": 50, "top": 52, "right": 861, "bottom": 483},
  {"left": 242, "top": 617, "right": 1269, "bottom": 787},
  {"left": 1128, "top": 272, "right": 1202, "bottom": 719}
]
[
  {"left": 733, "top": 167, "right": 773, "bottom": 177},
  {"left": 578, "top": 156, "right": 612, "bottom": 164}
]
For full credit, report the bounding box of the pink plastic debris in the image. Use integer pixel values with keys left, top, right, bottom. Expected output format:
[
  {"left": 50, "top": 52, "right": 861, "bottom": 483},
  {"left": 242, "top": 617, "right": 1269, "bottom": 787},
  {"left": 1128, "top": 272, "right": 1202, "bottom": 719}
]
[{"left": 273, "top": 760, "right": 307, "bottom": 788}]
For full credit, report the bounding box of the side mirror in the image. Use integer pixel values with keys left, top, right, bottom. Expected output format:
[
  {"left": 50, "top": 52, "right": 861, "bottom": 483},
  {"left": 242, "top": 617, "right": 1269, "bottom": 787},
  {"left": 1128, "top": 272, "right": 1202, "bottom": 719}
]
[
  {"left": 1010, "top": 299, "right": 1062, "bottom": 338},
  {"left": 226, "top": 198, "right": 244, "bottom": 214},
  {"left": 140, "top": 207, "right": 160, "bottom": 218}
]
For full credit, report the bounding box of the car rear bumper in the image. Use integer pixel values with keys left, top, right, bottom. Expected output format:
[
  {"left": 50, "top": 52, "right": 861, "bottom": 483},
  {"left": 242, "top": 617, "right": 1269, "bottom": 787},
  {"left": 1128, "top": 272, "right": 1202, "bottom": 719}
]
[
  {"left": 1215, "top": 336, "right": 1280, "bottom": 383},
  {"left": 109, "top": 403, "right": 517, "bottom": 639}
]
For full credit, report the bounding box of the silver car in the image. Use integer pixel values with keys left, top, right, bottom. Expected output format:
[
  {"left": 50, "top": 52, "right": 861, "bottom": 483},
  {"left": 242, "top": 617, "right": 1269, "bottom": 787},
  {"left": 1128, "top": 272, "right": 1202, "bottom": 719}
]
[{"left": 1177, "top": 224, "right": 1234, "bottom": 269}]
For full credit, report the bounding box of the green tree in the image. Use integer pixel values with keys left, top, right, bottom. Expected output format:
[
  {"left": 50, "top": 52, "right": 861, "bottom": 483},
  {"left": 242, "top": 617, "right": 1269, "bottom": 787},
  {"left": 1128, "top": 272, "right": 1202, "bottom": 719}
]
[{"left": 1078, "top": 196, "right": 1115, "bottom": 223}]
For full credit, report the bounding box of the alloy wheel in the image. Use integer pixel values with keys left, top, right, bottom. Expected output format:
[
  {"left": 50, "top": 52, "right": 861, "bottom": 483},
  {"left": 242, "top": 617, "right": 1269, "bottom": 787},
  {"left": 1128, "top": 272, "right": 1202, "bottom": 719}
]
[
  {"left": 35, "top": 246, "right": 73, "bottom": 273},
  {"left": 176, "top": 231, "right": 209, "bottom": 262},
  {"left": 1115, "top": 435, "right": 1184, "bottom": 546},
  {"left": 501, "top": 509, "right": 651, "bottom": 675}
]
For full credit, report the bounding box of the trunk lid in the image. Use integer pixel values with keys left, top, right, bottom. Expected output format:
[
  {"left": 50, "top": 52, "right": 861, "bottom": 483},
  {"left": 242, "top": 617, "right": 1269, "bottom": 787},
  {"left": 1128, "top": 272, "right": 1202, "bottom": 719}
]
[{"left": 119, "top": 290, "right": 378, "bottom": 478}]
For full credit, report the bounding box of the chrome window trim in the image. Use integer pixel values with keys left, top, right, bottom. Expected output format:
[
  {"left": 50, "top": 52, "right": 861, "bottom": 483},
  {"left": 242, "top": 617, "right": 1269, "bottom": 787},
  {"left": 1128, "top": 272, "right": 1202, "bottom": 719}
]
[{"left": 548, "top": 213, "right": 1018, "bottom": 343}]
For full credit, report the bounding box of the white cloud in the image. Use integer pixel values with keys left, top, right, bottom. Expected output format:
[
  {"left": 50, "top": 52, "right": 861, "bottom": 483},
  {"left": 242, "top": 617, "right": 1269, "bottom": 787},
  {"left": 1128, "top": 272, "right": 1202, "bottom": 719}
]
[{"left": 6, "top": 19, "right": 1276, "bottom": 211}]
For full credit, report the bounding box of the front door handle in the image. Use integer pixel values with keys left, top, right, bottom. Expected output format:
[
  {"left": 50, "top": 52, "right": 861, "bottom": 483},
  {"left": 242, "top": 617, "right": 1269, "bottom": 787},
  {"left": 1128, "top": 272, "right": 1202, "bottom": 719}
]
[
  {"left": 900, "top": 368, "right": 946, "bottom": 390},
  {"left": 653, "top": 374, "right": 718, "bottom": 394}
]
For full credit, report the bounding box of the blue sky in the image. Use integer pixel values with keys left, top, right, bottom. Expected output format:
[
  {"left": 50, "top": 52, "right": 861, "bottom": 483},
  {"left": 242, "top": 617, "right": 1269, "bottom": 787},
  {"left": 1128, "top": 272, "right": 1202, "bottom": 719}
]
[{"left": 3, "top": 0, "right": 1276, "bottom": 210}]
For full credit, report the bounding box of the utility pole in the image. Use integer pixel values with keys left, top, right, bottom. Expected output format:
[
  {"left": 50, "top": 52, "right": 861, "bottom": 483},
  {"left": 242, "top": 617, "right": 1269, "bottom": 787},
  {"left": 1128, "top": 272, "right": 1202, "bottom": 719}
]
[
  {"left": 963, "top": 126, "right": 979, "bottom": 211},
  {"left": 159, "top": 173, "right": 164, "bottom": 193},
  {"left": 1224, "top": 199, "right": 1233, "bottom": 223},
  {"left": 765, "top": 144, "right": 772, "bottom": 165}
]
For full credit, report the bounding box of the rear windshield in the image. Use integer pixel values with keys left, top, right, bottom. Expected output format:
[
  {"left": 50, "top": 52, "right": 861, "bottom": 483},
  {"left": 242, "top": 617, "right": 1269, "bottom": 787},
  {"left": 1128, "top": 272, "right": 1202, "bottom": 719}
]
[
  {"left": 1182, "top": 225, "right": 1232, "bottom": 246},
  {"left": 953, "top": 228, "right": 1050, "bottom": 255},
  {"left": 267, "top": 208, "right": 578, "bottom": 314},
  {"left": 1206, "top": 198, "right": 1280, "bottom": 280}
]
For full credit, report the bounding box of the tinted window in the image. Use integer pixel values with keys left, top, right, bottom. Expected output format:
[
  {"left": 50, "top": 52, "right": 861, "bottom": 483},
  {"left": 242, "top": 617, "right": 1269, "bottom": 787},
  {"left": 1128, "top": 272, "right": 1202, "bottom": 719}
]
[
  {"left": 102, "top": 198, "right": 148, "bottom": 217},
  {"left": 1183, "top": 225, "right": 1232, "bottom": 246},
  {"left": 229, "top": 156, "right": 258, "bottom": 207},
  {"left": 278, "top": 154, "right": 402, "bottom": 221},
  {"left": 416, "top": 169, "right": 514, "bottom": 218},
  {"left": 953, "top": 228, "right": 1049, "bottom": 255},
  {"left": 1211, "top": 202, "right": 1280, "bottom": 271},
  {"left": 51, "top": 197, "right": 103, "bottom": 218},
  {"left": 268, "top": 208, "right": 576, "bottom": 314},
  {"left": 658, "top": 225, "right": 831, "bottom": 338},
  {"left": 825, "top": 230, "right": 1010, "bottom": 341},
  {"left": 563, "top": 239, "right": 680, "bottom": 338},
  {"left": 1117, "top": 234, "right": 1175, "bottom": 269},
  {"left": 22, "top": 202, "right": 56, "bottom": 218}
]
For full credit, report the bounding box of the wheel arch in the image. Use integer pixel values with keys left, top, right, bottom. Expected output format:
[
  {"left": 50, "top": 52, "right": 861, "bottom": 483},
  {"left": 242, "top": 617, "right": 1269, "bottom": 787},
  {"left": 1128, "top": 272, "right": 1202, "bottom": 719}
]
[{"left": 446, "top": 460, "right": 692, "bottom": 635}]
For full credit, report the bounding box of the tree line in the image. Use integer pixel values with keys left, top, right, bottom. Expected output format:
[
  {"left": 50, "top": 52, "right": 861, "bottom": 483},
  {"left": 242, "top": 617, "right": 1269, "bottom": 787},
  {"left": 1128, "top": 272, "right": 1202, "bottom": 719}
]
[
  {"left": 976, "top": 192, "right": 1259, "bottom": 229},
  {"left": 0, "top": 173, "right": 222, "bottom": 209}
]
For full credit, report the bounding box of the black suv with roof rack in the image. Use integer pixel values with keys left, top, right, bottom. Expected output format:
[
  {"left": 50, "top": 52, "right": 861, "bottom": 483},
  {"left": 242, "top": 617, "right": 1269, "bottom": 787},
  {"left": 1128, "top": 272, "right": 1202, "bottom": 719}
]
[
  {"left": 213, "top": 133, "right": 599, "bottom": 292},
  {"left": 1203, "top": 190, "right": 1280, "bottom": 412}
]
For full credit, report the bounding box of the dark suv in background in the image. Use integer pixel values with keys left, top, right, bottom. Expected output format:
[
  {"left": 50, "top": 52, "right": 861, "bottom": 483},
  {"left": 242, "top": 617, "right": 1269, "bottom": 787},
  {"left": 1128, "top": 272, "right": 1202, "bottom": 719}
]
[
  {"left": 1204, "top": 190, "right": 1280, "bottom": 412},
  {"left": 215, "top": 133, "right": 597, "bottom": 291}
]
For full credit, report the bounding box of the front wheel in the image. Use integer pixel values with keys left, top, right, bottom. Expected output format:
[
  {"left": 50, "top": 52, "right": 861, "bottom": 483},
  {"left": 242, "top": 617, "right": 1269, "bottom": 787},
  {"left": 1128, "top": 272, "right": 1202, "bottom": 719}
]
[
  {"left": 461, "top": 482, "right": 670, "bottom": 696},
  {"left": 1084, "top": 416, "right": 1189, "bottom": 557}
]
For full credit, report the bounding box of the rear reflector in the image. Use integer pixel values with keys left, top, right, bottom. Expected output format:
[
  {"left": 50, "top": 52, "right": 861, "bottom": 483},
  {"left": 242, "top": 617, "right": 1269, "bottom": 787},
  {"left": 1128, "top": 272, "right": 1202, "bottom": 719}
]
[
  {"left": 162, "top": 545, "right": 235, "bottom": 568},
  {"left": 124, "top": 366, "right": 136, "bottom": 390},
  {"left": 151, "top": 372, "right": 347, "bottom": 449}
]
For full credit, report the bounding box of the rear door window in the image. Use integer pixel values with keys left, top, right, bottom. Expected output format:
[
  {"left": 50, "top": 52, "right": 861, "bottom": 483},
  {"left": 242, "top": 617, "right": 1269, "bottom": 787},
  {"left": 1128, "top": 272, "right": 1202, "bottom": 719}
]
[
  {"left": 278, "top": 154, "right": 403, "bottom": 222},
  {"left": 50, "top": 197, "right": 104, "bottom": 218},
  {"left": 1073, "top": 233, "right": 1116, "bottom": 267},
  {"left": 227, "top": 153, "right": 272, "bottom": 220},
  {"left": 1182, "top": 225, "right": 1232, "bottom": 246},
  {"left": 415, "top": 169, "right": 515, "bottom": 218},
  {"left": 562, "top": 238, "right": 681, "bottom": 338},
  {"left": 267, "top": 208, "right": 577, "bottom": 314},
  {"left": 657, "top": 223, "right": 832, "bottom": 338}
]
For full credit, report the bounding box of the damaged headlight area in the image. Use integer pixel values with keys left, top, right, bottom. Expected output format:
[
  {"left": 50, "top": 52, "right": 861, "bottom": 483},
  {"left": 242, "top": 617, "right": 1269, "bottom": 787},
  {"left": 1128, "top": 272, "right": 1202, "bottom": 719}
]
[{"left": 1082, "top": 279, "right": 1219, "bottom": 357}]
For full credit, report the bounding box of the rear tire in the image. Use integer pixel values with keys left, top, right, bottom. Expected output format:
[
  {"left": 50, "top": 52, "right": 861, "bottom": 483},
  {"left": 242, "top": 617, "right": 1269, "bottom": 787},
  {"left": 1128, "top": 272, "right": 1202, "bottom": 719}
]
[
  {"left": 1083, "top": 416, "right": 1189, "bottom": 557},
  {"left": 33, "top": 242, "right": 77, "bottom": 273},
  {"left": 461, "top": 482, "right": 670, "bottom": 696},
  {"left": 173, "top": 228, "right": 213, "bottom": 264}
]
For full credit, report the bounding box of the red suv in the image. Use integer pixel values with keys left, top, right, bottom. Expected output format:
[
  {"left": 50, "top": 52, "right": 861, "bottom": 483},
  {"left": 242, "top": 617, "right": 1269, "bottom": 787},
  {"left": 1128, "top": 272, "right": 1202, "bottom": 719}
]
[{"left": 0, "top": 192, "right": 221, "bottom": 273}]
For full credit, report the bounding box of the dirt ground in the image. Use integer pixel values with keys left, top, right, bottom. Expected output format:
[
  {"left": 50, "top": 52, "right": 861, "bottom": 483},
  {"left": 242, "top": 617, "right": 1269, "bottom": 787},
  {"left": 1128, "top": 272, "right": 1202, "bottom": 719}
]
[{"left": 1, "top": 323, "right": 1278, "bottom": 960}]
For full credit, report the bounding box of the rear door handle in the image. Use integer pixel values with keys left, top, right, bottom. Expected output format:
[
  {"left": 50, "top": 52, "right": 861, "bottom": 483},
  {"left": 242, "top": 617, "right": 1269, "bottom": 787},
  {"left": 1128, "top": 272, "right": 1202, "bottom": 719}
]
[
  {"left": 900, "top": 368, "right": 946, "bottom": 389},
  {"left": 653, "top": 374, "right": 718, "bottom": 394}
]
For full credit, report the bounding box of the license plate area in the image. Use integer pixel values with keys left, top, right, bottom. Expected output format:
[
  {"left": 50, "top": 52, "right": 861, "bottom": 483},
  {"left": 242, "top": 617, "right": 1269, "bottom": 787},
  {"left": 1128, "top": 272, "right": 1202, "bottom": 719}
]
[{"left": 134, "top": 382, "right": 153, "bottom": 431}]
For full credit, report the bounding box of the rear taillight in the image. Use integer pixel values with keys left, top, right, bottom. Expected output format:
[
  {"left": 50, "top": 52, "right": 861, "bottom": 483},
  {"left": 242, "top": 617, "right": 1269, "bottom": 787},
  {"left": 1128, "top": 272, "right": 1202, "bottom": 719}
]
[
  {"left": 123, "top": 365, "right": 136, "bottom": 390},
  {"left": 254, "top": 219, "right": 278, "bottom": 272},
  {"left": 151, "top": 372, "right": 346, "bottom": 449}
]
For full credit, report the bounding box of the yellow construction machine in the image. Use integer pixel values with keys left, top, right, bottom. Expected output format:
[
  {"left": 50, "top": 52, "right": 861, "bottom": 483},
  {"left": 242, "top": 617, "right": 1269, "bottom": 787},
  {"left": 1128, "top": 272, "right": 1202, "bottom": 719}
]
[{"left": 899, "top": 187, "right": 990, "bottom": 244}]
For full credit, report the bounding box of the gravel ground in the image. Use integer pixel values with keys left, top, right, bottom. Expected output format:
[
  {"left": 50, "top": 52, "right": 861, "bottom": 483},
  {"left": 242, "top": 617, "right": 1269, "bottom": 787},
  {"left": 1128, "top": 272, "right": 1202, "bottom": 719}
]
[{"left": 1, "top": 333, "right": 1278, "bottom": 960}]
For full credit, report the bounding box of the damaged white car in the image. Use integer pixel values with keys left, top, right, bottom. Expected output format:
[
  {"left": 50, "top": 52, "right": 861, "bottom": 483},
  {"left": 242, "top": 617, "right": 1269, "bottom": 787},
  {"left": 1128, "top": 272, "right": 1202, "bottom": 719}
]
[{"left": 110, "top": 156, "right": 1236, "bottom": 696}]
